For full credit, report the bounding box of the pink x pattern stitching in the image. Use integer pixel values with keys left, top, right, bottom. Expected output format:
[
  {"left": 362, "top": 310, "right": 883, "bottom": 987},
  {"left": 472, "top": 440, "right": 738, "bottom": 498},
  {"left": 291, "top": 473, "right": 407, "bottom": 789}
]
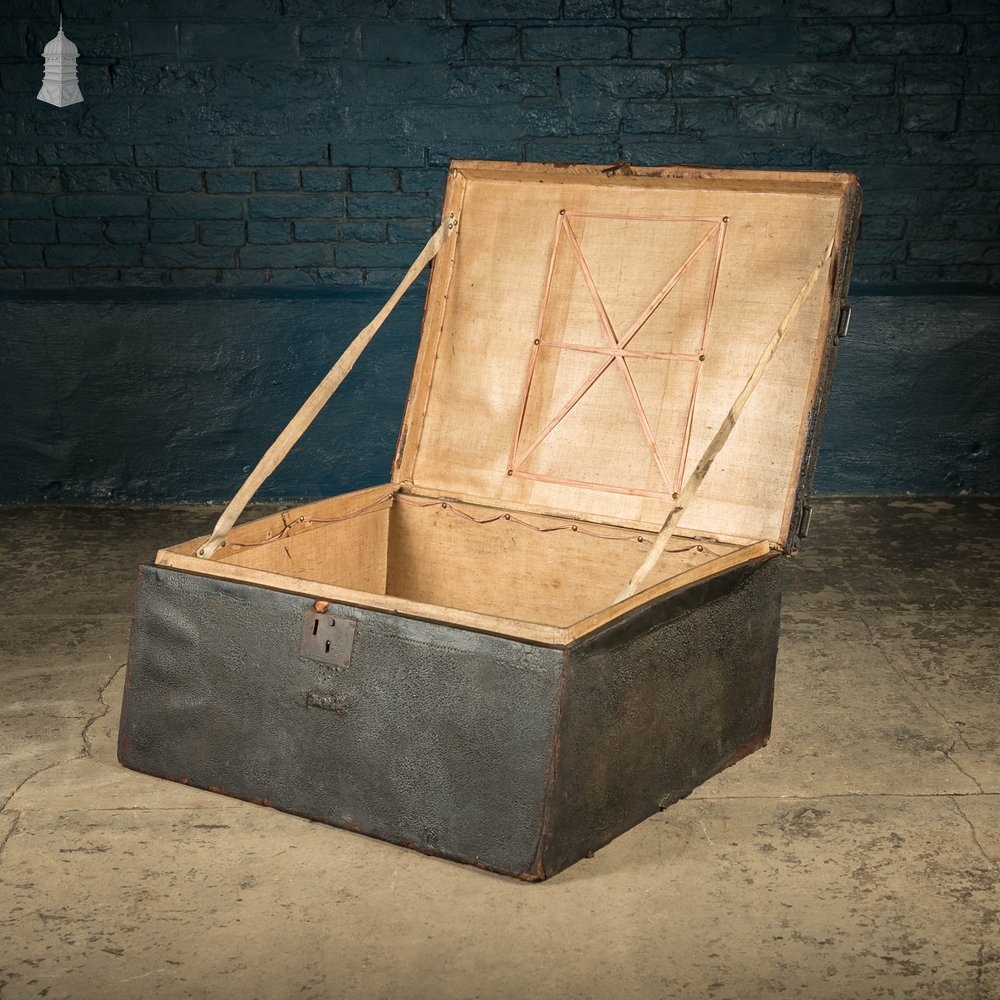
[{"left": 509, "top": 211, "right": 728, "bottom": 500}]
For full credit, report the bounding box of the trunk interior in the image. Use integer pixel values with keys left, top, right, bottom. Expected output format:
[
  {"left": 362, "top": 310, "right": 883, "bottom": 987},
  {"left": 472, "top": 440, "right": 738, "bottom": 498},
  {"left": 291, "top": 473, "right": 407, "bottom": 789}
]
[{"left": 162, "top": 485, "right": 768, "bottom": 635}]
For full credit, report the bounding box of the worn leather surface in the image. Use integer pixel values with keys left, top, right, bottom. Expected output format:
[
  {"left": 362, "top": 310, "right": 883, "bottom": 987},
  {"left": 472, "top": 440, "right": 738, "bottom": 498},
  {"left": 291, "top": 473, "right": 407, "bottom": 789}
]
[
  {"left": 120, "top": 566, "right": 563, "bottom": 877},
  {"left": 541, "top": 556, "right": 782, "bottom": 878},
  {"left": 121, "top": 559, "right": 782, "bottom": 880}
]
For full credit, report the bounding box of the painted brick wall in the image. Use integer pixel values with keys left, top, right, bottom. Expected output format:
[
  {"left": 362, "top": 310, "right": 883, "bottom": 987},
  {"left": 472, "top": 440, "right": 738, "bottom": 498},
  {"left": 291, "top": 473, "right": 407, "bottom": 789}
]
[
  {"left": 0, "top": 0, "right": 998, "bottom": 292},
  {"left": 1, "top": 1, "right": 997, "bottom": 503},
  {"left": 3, "top": 292, "right": 994, "bottom": 502}
]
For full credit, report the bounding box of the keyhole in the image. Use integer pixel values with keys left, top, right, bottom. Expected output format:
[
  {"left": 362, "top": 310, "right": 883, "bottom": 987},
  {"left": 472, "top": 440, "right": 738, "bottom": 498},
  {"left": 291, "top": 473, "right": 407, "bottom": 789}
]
[
  {"left": 312, "top": 618, "right": 319, "bottom": 635},
  {"left": 325, "top": 639, "right": 331, "bottom": 653}
]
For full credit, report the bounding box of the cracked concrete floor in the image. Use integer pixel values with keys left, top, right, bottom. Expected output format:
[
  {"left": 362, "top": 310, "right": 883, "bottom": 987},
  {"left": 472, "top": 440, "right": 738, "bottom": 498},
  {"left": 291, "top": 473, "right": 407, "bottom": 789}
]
[{"left": 1, "top": 498, "right": 998, "bottom": 1000}]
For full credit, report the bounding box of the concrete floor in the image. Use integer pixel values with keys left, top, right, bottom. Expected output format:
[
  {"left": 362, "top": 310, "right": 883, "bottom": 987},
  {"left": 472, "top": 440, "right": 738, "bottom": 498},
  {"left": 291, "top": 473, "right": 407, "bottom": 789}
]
[{"left": 0, "top": 498, "right": 997, "bottom": 1000}]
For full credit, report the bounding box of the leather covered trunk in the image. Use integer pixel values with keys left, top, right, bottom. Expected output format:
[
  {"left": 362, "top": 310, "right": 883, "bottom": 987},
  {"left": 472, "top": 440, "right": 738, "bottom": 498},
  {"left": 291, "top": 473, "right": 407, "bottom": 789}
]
[{"left": 119, "top": 161, "right": 860, "bottom": 880}]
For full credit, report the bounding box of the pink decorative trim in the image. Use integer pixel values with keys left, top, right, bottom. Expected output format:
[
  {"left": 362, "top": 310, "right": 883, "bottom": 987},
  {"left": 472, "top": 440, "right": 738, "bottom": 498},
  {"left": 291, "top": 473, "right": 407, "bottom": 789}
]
[
  {"left": 674, "top": 218, "right": 728, "bottom": 491},
  {"left": 510, "top": 210, "right": 728, "bottom": 498},
  {"left": 508, "top": 213, "right": 563, "bottom": 473},
  {"left": 567, "top": 211, "right": 725, "bottom": 224},
  {"left": 560, "top": 218, "right": 672, "bottom": 489},
  {"left": 538, "top": 342, "right": 701, "bottom": 363},
  {"left": 512, "top": 469, "right": 674, "bottom": 500},
  {"left": 619, "top": 225, "right": 720, "bottom": 346}
]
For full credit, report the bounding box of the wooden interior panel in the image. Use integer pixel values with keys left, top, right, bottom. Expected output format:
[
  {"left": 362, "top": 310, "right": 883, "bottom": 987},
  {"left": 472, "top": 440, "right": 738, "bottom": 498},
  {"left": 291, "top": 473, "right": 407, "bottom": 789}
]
[
  {"left": 170, "top": 485, "right": 395, "bottom": 595},
  {"left": 397, "top": 161, "right": 855, "bottom": 546},
  {"left": 182, "top": 491, "right": 743, "bottom": 629},
  {"left": 219, "top": 507, "right": 391, "bottom": 595},
  {"left": 384, "top": 496, "right": 740, "bottom": 626},
  {"left": 156, "top": 490, "right": 774, "bottom": 641}
]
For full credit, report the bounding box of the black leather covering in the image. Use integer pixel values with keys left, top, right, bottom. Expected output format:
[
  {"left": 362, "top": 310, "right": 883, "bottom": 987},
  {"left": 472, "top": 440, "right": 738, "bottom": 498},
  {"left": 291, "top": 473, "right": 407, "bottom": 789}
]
[
  {"left": 540, "top": 556, "right": 781, "bottom": 876},
  {"left": 120, "top": 566, "right": 563, "bottom": 877},
  {"left": 120, "top": 556, "right": 781, "bottom": 880}
]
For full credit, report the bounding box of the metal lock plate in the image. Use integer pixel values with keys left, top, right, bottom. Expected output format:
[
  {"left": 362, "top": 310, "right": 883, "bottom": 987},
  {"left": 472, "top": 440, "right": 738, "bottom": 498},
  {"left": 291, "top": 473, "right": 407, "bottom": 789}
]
[{"left": 299, "top": 607, "right": 355, "bottom": 668}]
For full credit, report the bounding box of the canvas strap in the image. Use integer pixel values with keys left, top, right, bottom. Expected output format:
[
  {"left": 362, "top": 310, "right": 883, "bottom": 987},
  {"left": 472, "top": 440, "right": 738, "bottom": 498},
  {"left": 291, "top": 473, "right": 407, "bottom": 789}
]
[
  {"left": 197, "top": 213, "right": 459, "bottom": 559},
  {"left": 615, "top": 235, "right": 836, "bottom": 602}
]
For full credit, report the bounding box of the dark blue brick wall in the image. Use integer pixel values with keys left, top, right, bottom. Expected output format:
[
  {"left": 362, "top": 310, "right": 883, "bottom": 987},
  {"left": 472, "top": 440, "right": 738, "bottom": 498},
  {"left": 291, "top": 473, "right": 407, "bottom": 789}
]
[
  {"left": 1, "top": 2, "right": 998, "bottom": 503},
  {"left": 0, "top": 292, "right": 427, "bottom": 503},
  {"left": 1, "top": 291, "right": 995, "bottom": 502},
  {"left": 0, "top": 1, "right": 997, "bottom": 291}
]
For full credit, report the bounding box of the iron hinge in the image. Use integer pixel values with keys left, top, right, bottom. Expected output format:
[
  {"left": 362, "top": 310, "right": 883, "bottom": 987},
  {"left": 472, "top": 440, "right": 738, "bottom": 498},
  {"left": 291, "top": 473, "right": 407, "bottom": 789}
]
[
  {"left": 798, "top": 503, "right": 814, "bottom": 539},
  {"left": 835, "top": 305, "right": 852, "bottom": 342}
]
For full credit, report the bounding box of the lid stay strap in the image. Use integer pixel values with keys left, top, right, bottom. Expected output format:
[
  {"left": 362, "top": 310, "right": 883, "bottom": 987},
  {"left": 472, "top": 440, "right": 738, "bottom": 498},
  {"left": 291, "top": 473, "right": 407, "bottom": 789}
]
[
  {"left": 197, "top": 213, "right": 459, "bottom": 559},
  {"left": 616, "top": 235, "right": 836, "bottom": 602}
]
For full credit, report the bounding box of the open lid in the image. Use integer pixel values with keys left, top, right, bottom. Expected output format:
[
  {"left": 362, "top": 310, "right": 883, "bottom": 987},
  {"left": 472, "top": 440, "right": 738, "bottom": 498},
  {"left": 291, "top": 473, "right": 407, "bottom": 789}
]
[{"left": 394, "top": 161, "right": 860, "bottom": 549}]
